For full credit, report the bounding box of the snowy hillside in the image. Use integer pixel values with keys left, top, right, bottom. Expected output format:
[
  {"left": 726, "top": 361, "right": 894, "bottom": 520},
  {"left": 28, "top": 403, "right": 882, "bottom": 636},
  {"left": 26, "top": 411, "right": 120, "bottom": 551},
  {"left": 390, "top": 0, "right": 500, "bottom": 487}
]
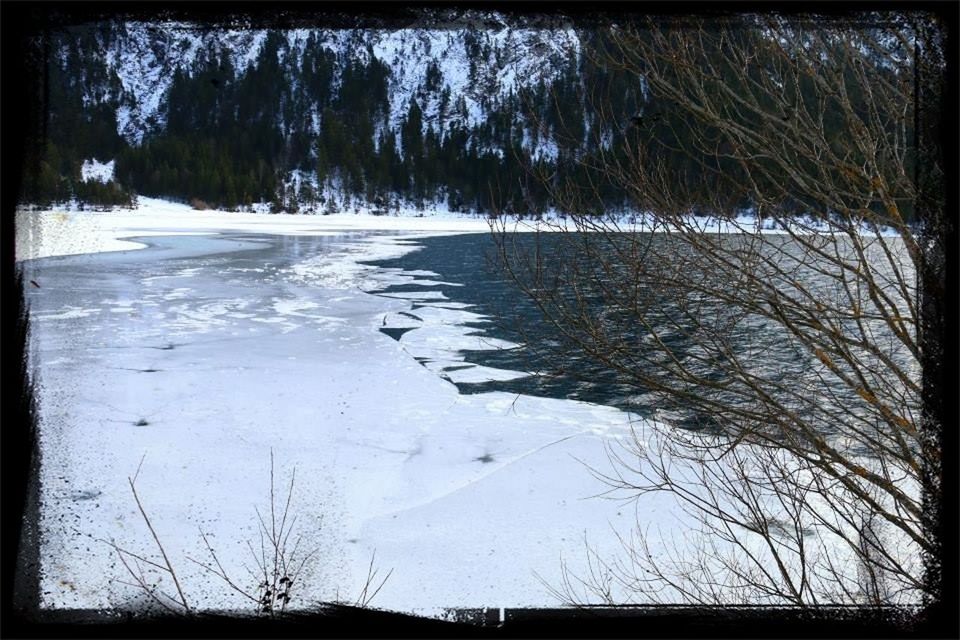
[
  {"left": 91, "top": 19, "right": 580, "bottom": 146},
  {"left": 31, "top": 13, "right": 641, "bottom": 215},
  {"left": 107, "top": 23, "right": 268, "bottom": 142}
]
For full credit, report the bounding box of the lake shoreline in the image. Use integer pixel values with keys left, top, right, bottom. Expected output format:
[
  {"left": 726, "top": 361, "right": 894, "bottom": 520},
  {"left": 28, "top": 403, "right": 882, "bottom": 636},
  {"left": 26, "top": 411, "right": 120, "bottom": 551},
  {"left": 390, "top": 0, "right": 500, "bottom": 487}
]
[
  {"left": 23, "top": 229, "right": 650, "bottom": 613},
  {"left": 16, "top": 196, "right": 905, "bottom": 263}
]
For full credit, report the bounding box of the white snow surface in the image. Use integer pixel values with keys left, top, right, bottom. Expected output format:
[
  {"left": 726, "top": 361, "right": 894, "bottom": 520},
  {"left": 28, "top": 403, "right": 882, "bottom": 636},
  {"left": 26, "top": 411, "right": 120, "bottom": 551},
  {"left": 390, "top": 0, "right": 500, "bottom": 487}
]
[
  {"left": 18, "top": 197, "right": 654, "bottom": 616},
  {"left": 15, "top": 197, "right": 496, "bottom": 262},
  {"left": 15, "top": 197, "right": 901, "bottom": 265},
  {"left": 18, "top": 198, "right": 913, "bottom": 616}
]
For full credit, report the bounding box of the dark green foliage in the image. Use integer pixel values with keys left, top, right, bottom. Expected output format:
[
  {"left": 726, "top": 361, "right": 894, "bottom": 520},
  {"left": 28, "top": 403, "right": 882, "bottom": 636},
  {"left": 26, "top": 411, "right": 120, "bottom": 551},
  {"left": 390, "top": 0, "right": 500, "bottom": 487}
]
[
  {"left": 26, "top": 24, "right": 909, "bottom": 220},
  {"left": 74, "top": 180, "right": 135, "bottom": 209},
  {"left": 20, "top": 25, "right": 129, "bottom": 207},
  {"left": 28, "top": 25, "right": 611, "bottom": 213}
]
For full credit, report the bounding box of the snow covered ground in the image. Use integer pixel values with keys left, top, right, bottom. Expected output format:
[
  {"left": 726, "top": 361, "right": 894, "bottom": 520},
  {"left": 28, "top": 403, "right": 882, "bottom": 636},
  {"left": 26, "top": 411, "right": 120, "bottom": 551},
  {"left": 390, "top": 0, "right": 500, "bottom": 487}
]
[
  {"left": 17, "top": 199, "right": 659, "bottom": 616},
  {"left": 16, "top": 198, "right": 913, "bottom": 617},
  {"left": 14, "top": 197, "right": 501, "bottom": 262},
  {"left": 15, "top": 195, "right": 899, "bottom": 265}
]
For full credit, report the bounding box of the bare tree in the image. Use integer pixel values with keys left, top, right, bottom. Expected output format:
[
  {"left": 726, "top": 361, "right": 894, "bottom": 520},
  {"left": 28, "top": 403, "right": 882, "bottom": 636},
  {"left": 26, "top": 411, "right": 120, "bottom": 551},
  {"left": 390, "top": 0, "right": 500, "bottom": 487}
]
[
  {"left": 106, "top": 451, "right": 393, "bottom": 616},
  {"left": 104, "top": 452, "right": 317, "bottom": 616},
  {"left": 494, "top": 12, "right": 946, "bottom": 607}
]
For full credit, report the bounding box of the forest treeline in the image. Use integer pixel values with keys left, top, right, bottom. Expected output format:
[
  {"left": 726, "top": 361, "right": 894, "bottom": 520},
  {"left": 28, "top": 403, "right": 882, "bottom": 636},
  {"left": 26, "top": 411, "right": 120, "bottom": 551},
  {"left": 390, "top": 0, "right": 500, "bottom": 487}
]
[{"left": 19, "top": 24, "right": 915, "bottom": 222}]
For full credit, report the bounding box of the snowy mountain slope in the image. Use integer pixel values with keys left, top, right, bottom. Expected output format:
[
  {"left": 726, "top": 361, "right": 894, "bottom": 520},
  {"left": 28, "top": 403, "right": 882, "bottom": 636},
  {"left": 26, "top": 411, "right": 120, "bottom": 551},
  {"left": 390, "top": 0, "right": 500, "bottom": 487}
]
[
  {"left": 106, "top": 23, "right": 269, "bottom": 142},
  {"left": 368, "top": 25, "right": 579, "bottom": 134},
  {"left": 81, "top": 18, "right": 581, "bottom": 147},
  {"left": 35, "top": 14, "right": 635, "bottom": 213}
]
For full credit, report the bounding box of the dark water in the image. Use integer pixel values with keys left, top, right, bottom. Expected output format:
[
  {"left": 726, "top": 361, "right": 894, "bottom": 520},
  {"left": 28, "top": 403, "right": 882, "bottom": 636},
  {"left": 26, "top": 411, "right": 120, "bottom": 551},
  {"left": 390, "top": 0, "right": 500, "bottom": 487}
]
[
  {"left": 365, "top": 231, "right": 916, "bottom": 439},
  {"left": 365, "top": 232, "right": 669, "bottom": 419}
]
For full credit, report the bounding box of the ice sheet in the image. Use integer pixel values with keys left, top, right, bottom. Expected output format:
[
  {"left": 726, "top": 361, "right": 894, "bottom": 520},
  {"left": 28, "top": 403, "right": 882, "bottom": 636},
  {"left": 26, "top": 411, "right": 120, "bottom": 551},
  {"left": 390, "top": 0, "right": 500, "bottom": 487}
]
[
  {"left": 19, "top": 199, "right": 910, "bottom": 616},
  {"left": 22, "top": 224, "right": 654, "bottom": 615}
]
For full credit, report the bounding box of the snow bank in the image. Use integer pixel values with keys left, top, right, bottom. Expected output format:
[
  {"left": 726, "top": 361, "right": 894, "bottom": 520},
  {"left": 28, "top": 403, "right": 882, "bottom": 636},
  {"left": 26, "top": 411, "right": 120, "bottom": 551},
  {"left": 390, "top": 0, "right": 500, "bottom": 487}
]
[
  {"left": 15, "top": 197, "right": 497, "bottom": 262},
  {"left": 15, "top": 196, "right": 903, "bottom": 264}
]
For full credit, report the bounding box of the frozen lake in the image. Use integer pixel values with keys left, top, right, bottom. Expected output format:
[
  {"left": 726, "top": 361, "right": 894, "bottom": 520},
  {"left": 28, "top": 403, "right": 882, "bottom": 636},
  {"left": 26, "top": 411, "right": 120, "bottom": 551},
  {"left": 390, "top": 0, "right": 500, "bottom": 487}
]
[{"left": 22, "top": 230, "right": 648, "bottom": 615}]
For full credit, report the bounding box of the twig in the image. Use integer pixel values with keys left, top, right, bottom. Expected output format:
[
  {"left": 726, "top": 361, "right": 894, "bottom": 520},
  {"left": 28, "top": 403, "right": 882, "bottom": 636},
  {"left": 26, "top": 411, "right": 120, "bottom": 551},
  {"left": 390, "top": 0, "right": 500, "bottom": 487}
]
[
  {"left": 185, "top": 529, "right": 260, "bottom": 604},
  {"left": 356, "top": 551, "right": 393, "bottom": 608},
  {"left": 127, "top": 473, "right": 191, "bottom": 612}
]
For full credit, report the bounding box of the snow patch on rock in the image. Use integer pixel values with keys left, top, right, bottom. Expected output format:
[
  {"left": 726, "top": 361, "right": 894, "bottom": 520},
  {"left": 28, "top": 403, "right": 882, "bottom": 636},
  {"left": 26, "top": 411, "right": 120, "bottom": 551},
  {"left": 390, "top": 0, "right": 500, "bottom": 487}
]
[{"left": 80, "top": 158, "right": 116, "bottom": 183}]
